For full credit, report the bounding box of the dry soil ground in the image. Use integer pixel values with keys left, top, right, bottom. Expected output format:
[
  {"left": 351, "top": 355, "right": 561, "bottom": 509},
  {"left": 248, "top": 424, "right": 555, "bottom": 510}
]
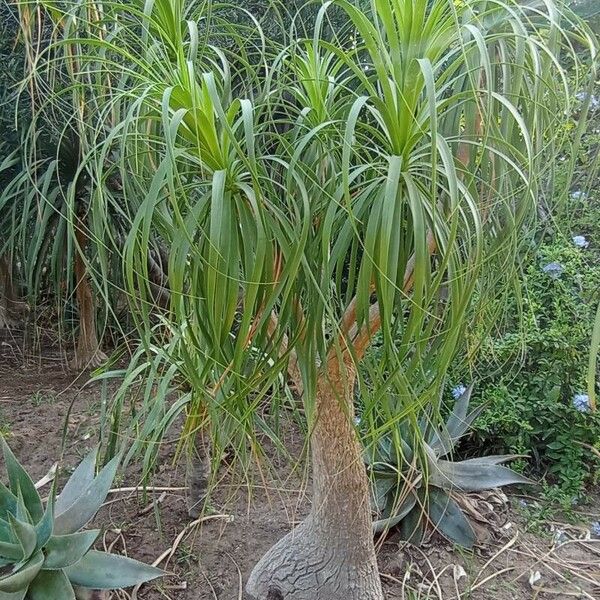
[{"left": 0, "top": 329, "right": 599, "bottom": 600}]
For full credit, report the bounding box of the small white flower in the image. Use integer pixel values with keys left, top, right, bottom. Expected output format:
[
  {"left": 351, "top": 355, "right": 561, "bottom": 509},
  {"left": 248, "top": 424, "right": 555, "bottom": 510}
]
[
  {"left": 591, "top": 522, "right": 600, "bottom": 537},
  {"left": 572, "top": 235, "right": 589, "bottom": 249}
]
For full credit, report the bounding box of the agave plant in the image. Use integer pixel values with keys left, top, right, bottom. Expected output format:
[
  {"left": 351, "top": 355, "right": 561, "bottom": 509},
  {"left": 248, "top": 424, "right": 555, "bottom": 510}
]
[
  {"left": 0, "top": 440, "right": 162, "bottom": 599},
  {"left": 366, "top": 385, "right": 532, "bottom": 548}
]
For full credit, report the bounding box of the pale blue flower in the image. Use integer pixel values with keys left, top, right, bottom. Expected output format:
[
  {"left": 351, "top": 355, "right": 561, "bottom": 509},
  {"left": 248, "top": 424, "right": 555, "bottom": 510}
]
[
  {"left": 570, "top": 190, "right": 586, "bottom": 201},
  {"left": 572, "top": 393, "right": 590, "bottom": 413},
  {"left": 575, "top": 91, "right": 600, "bottom": 110},
  {"left": 591, "top": 522, "right": 600, "bottom": 537},
  {"left": 572, "top": 235, "right": 589, "bottom": 249},
  {"left": 542, "top": 262, "right": 564, "bottom": 278},
  {"left": 452, "top": 384, "right": 467, "bottom": 399}
]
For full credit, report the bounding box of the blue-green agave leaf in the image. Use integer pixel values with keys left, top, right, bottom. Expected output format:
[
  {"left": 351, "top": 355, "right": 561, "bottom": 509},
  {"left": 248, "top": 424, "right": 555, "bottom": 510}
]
[
  {"left": 430, "top": 458, "right": 534, "bottom": 492},
  {"left": 445, "top": 385, "right": 475, "bottom": 436},
  {"left": 14, "top": 493, "right": 30, "bottom": 528},
  {"left": 0, "top": 590, "right": 26, "bottom": 600},
  {"left": 0, "top": 550, "right": 44, "bottom": 593},
  {"left": 429, "top": 384, "right": 480, "bottom": 457},
  {"left": 54, "top": 456, "right": 119, "bottom": 535},
  {"left": 373, "top": 492, "right": 417, "bottom": 534},
  {"left": 0, "top": 519, "right": 16, "bottom": 549},
  {"left": 399, "top": 503, "right": 425, "bottom": 545},
  {"left": 55, "top": 448, "right": 99, "bottom": 516},
  {"left": 428, "top": 489, "right": 476, "bottom": 549},
  {"left": 364, "top": 437, "right": 392, "bottom": 466},
  {"left": 0, "top": 483, "right": 17, "bottom": 522},
  {"left": 27, "top": 569, "right": 75, "bottom": 600},
  {"left": 7, "top": 515, "right": 36, "bottom": 561},
  {"left": 43, "top": 530, "right": 100, "bottom": 569},
  {"left": 1, "top": 441, "right": 43, "bottom": 523},
  {"left": 395, "top": 422, "right": 415, "bottom": 463},
  {"left": 456, "top": 455, "right": 525, "bottom": 466},
  {"left": 64, "top": 550, "right": 163, "bottom": 589},
  {"left": 34, "top": 491, "right": 54, "bottom": 550},
  {"left": 372, "top": 477, "right": 395, "bottom": 513},
  {"left": 0, "top": 540, "right": 23, "bottom": 561}
]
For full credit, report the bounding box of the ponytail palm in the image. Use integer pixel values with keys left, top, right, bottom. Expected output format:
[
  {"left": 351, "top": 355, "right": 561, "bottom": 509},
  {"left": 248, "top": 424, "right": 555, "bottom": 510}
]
[{"left": 25, "top": 0, "right": 595, "bottom": 598}]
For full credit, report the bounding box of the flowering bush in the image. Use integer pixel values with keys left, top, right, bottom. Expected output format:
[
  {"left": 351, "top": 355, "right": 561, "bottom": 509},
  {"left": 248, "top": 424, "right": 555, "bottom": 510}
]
[
  {"left": 448, "top": 77, "right": 600, "bottom": 504},
  {"left": 452, "top": 234, "right": 600, "bottom": 502}
]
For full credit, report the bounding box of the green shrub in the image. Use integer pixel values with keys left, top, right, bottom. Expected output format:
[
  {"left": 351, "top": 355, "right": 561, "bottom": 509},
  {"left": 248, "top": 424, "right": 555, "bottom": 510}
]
[{"left": 455, "top": 232, "right": 600, "bottom": 501}]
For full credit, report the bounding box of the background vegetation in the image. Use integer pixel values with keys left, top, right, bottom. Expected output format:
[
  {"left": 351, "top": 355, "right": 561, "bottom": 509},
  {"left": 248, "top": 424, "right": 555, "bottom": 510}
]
[{"left": 452, "top": 87, "right": 600, "bottom": 507}]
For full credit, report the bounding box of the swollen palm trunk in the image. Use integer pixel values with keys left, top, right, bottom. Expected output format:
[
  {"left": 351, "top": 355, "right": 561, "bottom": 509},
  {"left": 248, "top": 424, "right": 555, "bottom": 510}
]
[{"left": 247, "top": 356, "right": 383, "bottom": 600}]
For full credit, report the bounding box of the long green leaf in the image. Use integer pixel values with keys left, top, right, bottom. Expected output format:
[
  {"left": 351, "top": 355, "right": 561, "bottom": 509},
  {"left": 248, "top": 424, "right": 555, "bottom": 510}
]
[
  {"left": 1, "top": 441, "right": 42, "bottom": 523},
  {"left": 54, "top": 457, "right": 119, "bottom": 535},
  {"left": 0, "top": 550, "right": 44, "bottom": 593},
  {"left": 27, "top": 569, "right": 75, "bottom": 600},
  {"left": 43, "top": 531, "right": 100, "bottom": 569},
  {"left": 64, "top": 550, "right": 163, "bottom": 589}
]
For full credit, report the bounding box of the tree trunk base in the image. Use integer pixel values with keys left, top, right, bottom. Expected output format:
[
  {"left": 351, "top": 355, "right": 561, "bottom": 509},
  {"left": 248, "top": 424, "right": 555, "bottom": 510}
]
[
  {"left": 70, "top": 216, "right": 106, "bottom": 372},
  {"left": 0, "top": 256, "right": 27, "bottom": 329},
  {"left": 69, "top": 342, "right": 107, "bottom": 371},
  {"left": 185, "top": 437, "right": 211, "bottom": 518},
  {"left": 246, "top": 517, "right": 384, "bottom": 600}
]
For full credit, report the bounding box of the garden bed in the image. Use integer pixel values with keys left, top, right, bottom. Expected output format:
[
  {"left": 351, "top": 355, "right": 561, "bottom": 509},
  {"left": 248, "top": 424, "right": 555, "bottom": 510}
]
[{"left": 0, "top": 336, "right": 598, "bottom": 600}]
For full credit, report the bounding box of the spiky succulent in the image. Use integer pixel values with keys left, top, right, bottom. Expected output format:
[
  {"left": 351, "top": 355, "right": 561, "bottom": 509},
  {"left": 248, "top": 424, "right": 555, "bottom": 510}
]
[
  {"left": 0, "top": 440, "right": 163, "bottom": 599},
  {"left": 366, "top": 385, "right": 533, "bottom": 548}
]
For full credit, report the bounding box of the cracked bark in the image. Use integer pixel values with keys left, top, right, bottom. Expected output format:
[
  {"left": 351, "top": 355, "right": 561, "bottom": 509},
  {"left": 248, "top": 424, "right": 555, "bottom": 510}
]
[{"left": 246, "top": 352, "right": 383, "bottom": 600}]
